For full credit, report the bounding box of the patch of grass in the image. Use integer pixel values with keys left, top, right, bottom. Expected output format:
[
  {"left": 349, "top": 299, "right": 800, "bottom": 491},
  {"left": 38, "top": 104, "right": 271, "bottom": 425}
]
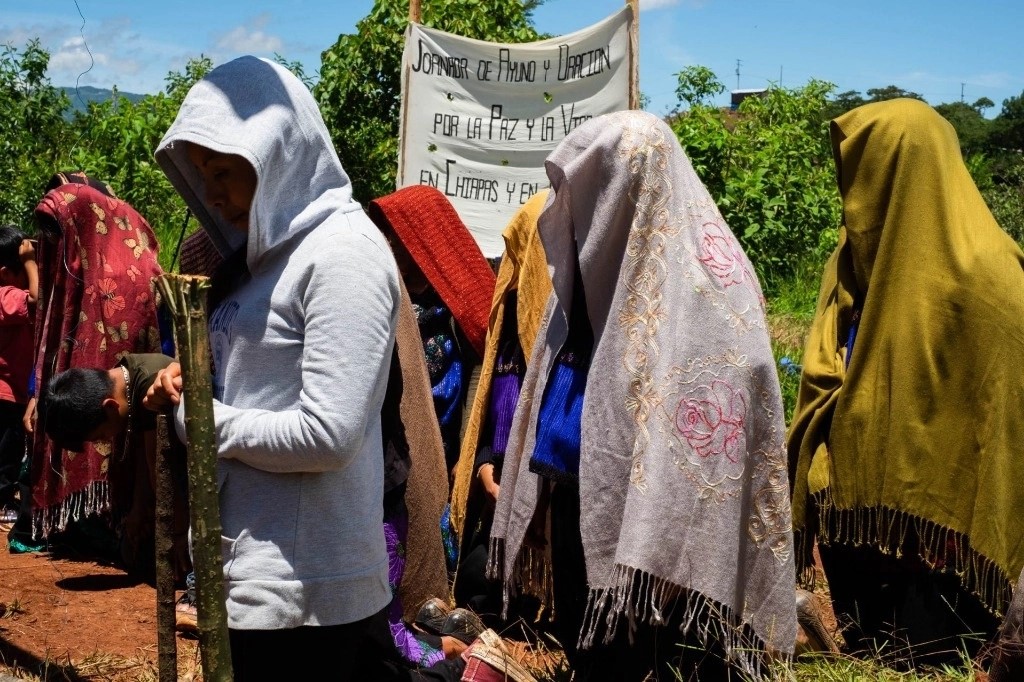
[
  {"left": 0, "top": 597, "right": 25, "bottom": 619},
  {"left": 769, "top": 650, "right": 982, "bottom": 681},
  {"left": 764, "top": 258, "right": 823, "bottom": 323},
  {"left": 763, "top": 258, "right": 824, "bottom": 425},
  {"left": 0, "top": 637, "right": 202, "bottom": 682},
  {"left": 770, "top": 331, "right": 806, "bottom": 426},
  {"left": 153, "top": 221, "right": 201, "bottom": 273}
]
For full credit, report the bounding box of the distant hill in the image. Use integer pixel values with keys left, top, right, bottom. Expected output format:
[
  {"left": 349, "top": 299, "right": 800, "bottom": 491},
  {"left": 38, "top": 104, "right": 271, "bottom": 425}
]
[{"left": 61, "top": 85, "right": 147, "bottom": 117}]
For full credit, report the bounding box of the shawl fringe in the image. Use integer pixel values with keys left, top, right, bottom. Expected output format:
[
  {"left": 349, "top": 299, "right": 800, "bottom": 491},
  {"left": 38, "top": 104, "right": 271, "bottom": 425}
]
[
  {"left": 487, "top": 537, "right": 554, "bottom": 621},
  {"left": 802, "top": 489, "right": 1013, "bottom": 618},
  {"left": 579, "top": 563, "right": 782, "bottom": 680},
  {"left": 33, "top": 481, "right": 110, "bottom": 540},
  {"left": 490, "top": 537, "right": 781, "bottom": 679}
]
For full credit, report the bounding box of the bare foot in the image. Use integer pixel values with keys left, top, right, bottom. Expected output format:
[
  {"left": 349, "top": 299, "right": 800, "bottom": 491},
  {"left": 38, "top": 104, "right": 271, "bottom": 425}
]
[{"left": 441, "top": 635, "right": 468, "bottom": 659}]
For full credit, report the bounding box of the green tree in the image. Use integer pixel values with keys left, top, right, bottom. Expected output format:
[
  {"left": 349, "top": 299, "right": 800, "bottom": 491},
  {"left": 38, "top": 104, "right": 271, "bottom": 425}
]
[
  {"left": 821, "top": 89, "right": 865, "bottom": 121},
  {"left": 972, "top": 96, "right": 995, "bottom": 115},
  {"left": 68, "top": 57, "right": 213, "bottom": 270},
  {"left": 315, "top": 0, "right": 542, "bottom": 204},
  {"left": 990, "top": 90, "right": 1024, "bottom": 151},
  {"left": 0, "top": 40, "right": 71, "bottom": 228},
  {"left": 673, "top": 65, "right": 725, "bottom": 110},
  {"left": 865, "top": 85, "right": 925, "bottom": 102},
  {"left": 934, "top": 100, "right": 991, "bottom": 156},
  {"left": 672, "top": 70, "right": 842, "bottom": 284}
]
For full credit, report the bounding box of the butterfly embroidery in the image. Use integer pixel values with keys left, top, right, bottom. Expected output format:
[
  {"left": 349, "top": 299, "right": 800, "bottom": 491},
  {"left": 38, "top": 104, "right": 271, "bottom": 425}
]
[
  {"left": 94, "top": 321, "right": 106, "bottom": 334},
  {"left": 97, "top": 253, "right": 114, "bottom": 275},
  {"left": 97, "top": 278, "right": 126, "bottom": 318},
  {"left": 96, "top": 221, "right": 108, "bottom": 235},
  {"left": 126, "top": 264, "right": 142, "bottom": 282},
  {"left": 108, "top": 321, "right": 129, "bottom": 343},
  {"left": 124, "top": 228, "right": 150, "bottom": 259},
  {"left": 114, "top": 215, "right": 131, "bottom": 231},
  {"left": 91, "top": 202, "right": 106, "bottom": 228}
]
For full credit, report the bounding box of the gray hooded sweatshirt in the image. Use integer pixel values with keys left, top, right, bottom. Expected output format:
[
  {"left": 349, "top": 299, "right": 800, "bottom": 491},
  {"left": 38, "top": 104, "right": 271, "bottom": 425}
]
[{"left": 155, "top": 56, "right": 398, "bottom": 629}]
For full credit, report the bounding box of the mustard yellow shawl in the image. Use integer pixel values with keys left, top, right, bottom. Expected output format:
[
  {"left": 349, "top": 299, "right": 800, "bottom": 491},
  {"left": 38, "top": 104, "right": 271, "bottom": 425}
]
[
  {"left": 788, "top": 99, "right": 1024, "bottom": 614},
  {"left": 449, "top": 190, "right": 552, "bottom": 538}
]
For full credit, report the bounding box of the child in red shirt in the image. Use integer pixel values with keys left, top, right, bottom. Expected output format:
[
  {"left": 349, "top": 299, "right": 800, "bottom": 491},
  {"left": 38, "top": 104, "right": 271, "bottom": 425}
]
[{"left": 0, "top": 225, "right": 38, "bottom": 528}]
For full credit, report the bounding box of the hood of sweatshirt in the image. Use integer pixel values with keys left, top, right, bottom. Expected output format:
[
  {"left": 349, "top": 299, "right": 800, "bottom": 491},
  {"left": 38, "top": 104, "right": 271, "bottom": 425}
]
[{"left": 155, "top": 56, "right": 361, "bottom": 272}]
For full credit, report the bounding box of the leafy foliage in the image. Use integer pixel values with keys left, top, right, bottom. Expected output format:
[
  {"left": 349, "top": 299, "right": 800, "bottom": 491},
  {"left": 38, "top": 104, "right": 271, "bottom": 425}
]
[
  {"left": 990, "top": 90, "right": 1024, "bottom": 152},
  {"left": 673, "top": 65, "right": 724, "bottom": 109},
  {"left": 821, "top": 84, "right": 924, "bottom": 122},
  {"left": 934, "top": 101, "right": 991, "bottom": 156},
  {"left": 315, "top": 0, "right": 542, "bottom": 204},
  {"left": 976, "top": 154, "right": 1024, "bottom": 244},
  {"left": 672, "top": 68, "right": 841, "bottom": 284},
  {"left": 865, "top": 84, "right": 925, "bottom": 102},
  {"left": 0, "top": 40, "right": 71, "bottom": 229},
  {"left": 67, "top": 57, "right": 213, "bottom": 270}
]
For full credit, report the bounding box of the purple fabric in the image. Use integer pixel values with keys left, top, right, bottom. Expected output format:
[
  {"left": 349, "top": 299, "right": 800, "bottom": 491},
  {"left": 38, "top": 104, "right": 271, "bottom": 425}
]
[
  {"left": 385, "top": 507, "right": 445, "bottom": 667},
  {"left": 489, "top": 367, "right": 522, "bottom": 455}
]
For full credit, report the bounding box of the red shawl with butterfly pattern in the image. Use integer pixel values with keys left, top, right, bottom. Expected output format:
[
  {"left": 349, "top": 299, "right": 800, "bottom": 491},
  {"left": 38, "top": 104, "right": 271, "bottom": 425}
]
[{"left": 31, "top": 179, "right": 163, "bottom": 538}]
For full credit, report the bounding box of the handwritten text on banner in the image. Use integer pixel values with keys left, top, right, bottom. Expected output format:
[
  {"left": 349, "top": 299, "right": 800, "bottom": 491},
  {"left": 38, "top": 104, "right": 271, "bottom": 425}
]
[{"left": 397, "top": 6, "right": 633, "bottom": 257}]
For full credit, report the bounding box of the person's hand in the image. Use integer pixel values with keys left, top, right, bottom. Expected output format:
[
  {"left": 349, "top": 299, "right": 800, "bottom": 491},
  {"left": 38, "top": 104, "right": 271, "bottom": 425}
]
[
  {"left": 477, "top": 463, "right": 500, "bottom": 502},
  {"left": 144, "top": 362, "right": 183, "bottom": 411},
  {"left": 441, "top": 635, "right": 468, "bottom": 659},
  {"left": 22, "top": 397, "right": 36, "bottom": 434},
  {"left": 19, "top": 239, "right": 36, "bottom": 263}
]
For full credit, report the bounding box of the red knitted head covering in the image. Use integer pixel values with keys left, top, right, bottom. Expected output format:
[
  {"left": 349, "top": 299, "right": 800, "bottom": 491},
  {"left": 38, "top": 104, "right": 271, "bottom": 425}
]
[{"left": 368, "top": 186, "right": 496, "bottom": 357}]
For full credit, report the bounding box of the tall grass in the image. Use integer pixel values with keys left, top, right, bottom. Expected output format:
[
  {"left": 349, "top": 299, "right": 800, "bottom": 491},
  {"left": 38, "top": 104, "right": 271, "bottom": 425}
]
[{"left": 764, "top": 258, "right": 824, "bottom": 424}]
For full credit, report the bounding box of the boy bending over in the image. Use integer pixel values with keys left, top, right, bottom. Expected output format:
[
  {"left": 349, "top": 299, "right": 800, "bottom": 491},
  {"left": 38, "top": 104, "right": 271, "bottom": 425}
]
[{"left": 38, "top": 353, "right": 190, "bottom": 580}]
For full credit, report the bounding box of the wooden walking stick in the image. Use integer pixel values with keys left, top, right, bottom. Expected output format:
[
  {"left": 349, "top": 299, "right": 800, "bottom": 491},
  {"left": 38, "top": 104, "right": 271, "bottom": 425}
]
[
  {"left": 155, "top": 415, "right": 179, "bottom": 682},
  {"left": 156, "top": 273, "right": 233, "bottom": 682}
]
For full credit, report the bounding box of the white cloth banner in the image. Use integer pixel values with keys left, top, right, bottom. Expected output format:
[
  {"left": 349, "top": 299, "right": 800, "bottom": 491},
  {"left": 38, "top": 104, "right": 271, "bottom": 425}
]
[{"left": 397, "top": 6, "right": 633, "bottom": 257}]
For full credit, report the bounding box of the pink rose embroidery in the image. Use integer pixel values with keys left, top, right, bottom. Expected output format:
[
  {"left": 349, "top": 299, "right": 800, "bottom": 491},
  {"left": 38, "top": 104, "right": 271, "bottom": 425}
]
[
  {"left": 675, "top": 380, "right": 747, "bottom": 463},
  {"left": 699, "top": 222, "right": 747, "bottom": 287}
]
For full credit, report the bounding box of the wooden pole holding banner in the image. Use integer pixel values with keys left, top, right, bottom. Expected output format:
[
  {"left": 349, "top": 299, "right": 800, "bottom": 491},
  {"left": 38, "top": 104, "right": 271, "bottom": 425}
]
[
  {"left": 628, "top": 0, "right": 640, "bottom": 109},
  {"left": 410, "top": 0, "right": 421, "bottom": 24}
]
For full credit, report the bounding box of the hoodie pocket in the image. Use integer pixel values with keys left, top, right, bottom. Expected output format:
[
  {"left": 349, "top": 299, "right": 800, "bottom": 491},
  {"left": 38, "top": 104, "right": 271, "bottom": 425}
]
[{"left": 216, "top": 468, "right": 238, "bottom": 579}]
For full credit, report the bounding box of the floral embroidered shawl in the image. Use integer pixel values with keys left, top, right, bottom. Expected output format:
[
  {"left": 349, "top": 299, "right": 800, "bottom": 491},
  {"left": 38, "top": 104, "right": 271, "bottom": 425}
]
[
  {"left": 31, "top": 180, "right": 162, "bottom": 537},
  {"left": 788, "top": 99, "right": 1024, "bottom": 615},
  {"left": 488, "top": 111, "right": 796, "bottom": 669}
]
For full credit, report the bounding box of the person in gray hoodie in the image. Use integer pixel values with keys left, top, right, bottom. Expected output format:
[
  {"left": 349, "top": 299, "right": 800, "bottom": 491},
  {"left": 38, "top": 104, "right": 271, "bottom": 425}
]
[{"left": 150, "top": 56, "right": 465, "bottom": 681}]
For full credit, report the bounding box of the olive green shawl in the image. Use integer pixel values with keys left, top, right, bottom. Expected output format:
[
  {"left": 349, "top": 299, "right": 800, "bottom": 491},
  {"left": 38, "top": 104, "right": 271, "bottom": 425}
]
[{"left": 788, "top": 98, "right": 1024, "bottom": 615}]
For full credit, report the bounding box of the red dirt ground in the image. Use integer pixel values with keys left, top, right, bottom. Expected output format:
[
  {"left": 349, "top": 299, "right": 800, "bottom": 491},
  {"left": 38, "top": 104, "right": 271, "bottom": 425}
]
[
  {"left": 0, "top": 537, "right": 200, "bottom": 681},
  {"left": 0, "top": 534, "right": 843, "bottom": 682}
]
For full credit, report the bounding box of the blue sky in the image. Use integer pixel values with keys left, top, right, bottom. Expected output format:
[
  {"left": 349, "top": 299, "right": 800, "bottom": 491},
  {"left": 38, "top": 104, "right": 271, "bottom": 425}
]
[{"left": 2, "top": 1, "right": 1022, "bottom": 117}]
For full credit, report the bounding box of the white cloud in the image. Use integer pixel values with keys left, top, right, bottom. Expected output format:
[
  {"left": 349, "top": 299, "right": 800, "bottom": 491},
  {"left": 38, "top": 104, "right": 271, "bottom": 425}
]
[
  {"left": 641, "top": 0, "right": 680, "bottom": 9},
  {"left": 49, "top": 35, "right": 110, "bottom": 74},
  {"left": 216, "top": 15, "right": 284, "bottom": 54},
  {"left": 640, "top": 0, "right": 704, "bottom": 11}
]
